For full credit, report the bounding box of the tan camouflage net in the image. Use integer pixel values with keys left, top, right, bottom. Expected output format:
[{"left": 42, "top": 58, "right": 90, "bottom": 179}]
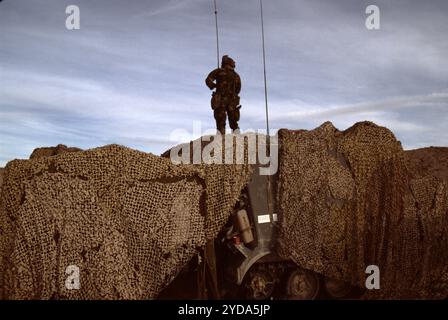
[
  {"left": 277, "top": 121, "right": 448, "bottom": 299},
  {"left": 0, "top": 144, "right": 252, "bottom": 299},
  {"left": 0, "top": 168, "right": 3, "bottom": 194}
]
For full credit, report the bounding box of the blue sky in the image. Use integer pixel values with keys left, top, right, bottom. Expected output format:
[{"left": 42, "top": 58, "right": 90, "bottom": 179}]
[{"left": 1, "top": 0, "right": 447, "bottom": 166}]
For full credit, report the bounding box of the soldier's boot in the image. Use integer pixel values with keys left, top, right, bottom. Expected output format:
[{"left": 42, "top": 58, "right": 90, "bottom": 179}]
[
  {"left": 217, "top": 126, "right": 226, "bottom": 135},
  {"left": 228, "top": 109, "right": 240, "bottom": 133}
]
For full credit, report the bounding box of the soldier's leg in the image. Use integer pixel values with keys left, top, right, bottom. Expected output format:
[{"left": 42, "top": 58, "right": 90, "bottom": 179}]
[
  {"left": 214, "top": 107, "right": 226, "bottom": 135},
  {"left": 227, "top": 107, "right": 240, "bottom": 132}
]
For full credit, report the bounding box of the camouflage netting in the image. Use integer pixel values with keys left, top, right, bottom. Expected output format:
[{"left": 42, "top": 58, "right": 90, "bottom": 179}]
[
  {"left": 0, "top": 168, "right": 4, "bottom": 194},
  {"left": 29, "top": 144, "right": 82, "bottom": 160},
  {"left": 0, "top": 144, "right": 251, "bottom": 299},
  {"left": 277, "top": 121, "right": 448, "bottom": 299},
  {"left": 1, "top": 124, "right": 447, "bottom": 300}
]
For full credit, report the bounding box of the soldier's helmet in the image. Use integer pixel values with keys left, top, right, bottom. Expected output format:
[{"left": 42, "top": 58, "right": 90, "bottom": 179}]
[{"left": 221, "top": 55, "right": 236, "bottom": 69}]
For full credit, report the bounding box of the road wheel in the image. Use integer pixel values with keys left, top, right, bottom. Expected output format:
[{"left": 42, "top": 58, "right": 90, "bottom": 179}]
[
  {"left": 286, "top": 268, "right": 320, "bottom": 300},
  {"left": 244, "top": 268, "right": 275, "bottom": 300},
  {"left": 324, "top": 277, "right": 352, "bottom": 299}
]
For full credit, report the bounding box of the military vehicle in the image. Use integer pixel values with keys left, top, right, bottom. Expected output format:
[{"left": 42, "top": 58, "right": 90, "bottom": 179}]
[
  {"left": 214, "top": 166, "right": 360, "bottom": 300},
  {"left": 159, "top": 161, "right": 361, "bottom": 300}
]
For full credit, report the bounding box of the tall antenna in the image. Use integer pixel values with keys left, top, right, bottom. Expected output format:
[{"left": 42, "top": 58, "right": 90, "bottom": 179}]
[
  {"left": 213, "top": 0, "right": 220, "bottom": 68},
  {"left": 260, "top": 0, "right": 273, "bottom": 221},
  {"left": 260, "top": 0, "right": 270, "bottom": 137}
]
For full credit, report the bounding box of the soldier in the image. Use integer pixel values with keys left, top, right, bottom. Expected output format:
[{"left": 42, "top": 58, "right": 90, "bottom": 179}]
[{"left": 206, "top": 55, "right": 241, "bottom": 135}]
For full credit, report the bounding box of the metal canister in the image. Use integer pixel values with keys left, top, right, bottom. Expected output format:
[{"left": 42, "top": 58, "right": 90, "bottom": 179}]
[{"left": 235, "top": 209, "right": 254, "bottom": 244}]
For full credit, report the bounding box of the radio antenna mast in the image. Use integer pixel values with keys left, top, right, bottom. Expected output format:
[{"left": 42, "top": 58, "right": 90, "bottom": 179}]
[
  {"left": 213, "top": 0, "right": 220, "bottom": 68},
  {"left": 260, "top": 0, "right": 270, "bottom": 137}
]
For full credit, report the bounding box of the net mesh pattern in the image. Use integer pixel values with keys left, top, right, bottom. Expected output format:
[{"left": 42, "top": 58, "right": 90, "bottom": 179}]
[
  {"left": 0, "top": 144, "right": 251, "bottom": 299},
  {"left": 277, "top": 121, "right": 448, "bottom": 299}
]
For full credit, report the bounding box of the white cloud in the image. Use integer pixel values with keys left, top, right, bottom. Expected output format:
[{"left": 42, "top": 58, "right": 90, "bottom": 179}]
[{"left": 270, "top": 92, "right": 448, "bottom": 122}]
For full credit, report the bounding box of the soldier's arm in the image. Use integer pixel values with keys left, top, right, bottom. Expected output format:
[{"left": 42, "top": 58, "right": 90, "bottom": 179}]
[
  {"left": 205, "top": 69, "right": 219, "bottom": 90},
  {"left": 235, "top": 72, "right": 241, "bottom": 94}
]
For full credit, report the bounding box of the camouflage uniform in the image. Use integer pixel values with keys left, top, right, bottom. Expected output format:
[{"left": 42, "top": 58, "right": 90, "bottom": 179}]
[{"left": 206, "top": 55, "right": 241, "bottom": 135}]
